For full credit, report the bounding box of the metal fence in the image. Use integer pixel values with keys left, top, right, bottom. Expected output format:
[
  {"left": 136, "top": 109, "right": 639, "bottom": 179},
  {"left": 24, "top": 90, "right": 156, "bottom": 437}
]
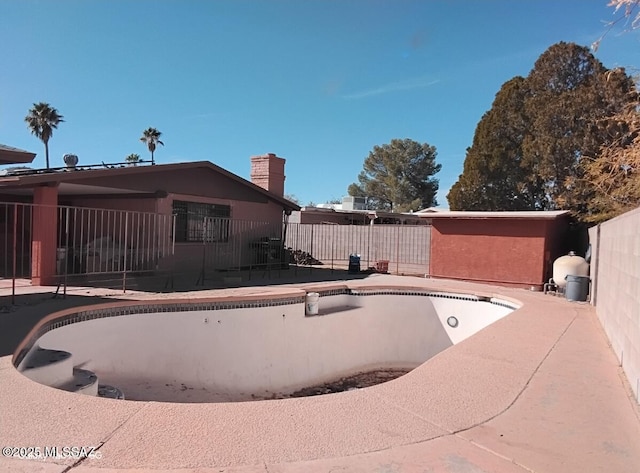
[
  {"left": 0, "top": 203, "right": 32, "bottom": 279},
  {"left": 1, "top": 202, "right": 432, "bottom": 290},
  {"left": 0, "top": 203, "right": 292, "bottom": 284},
  {"left": 185, "top": 218, "right": 289, "bottom": 284},
  {"left": 56, "top": 205, "right": 174, "bottom": 276},
  {"left": 285, "top": 223, "right": 431, "bottom": 275},
  {"left": 0, "top": 202, "right": 174, "bottom": 282}
]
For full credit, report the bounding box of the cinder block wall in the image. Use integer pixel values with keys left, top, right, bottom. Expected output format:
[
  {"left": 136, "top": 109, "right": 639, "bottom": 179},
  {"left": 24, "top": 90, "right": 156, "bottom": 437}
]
[{"left": 589, "top": 206, "right": 640, "bottom": 402}]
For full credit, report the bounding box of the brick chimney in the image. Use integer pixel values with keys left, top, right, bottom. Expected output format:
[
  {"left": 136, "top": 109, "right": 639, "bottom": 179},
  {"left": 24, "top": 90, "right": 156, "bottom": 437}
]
[{"left": 250, "top": 153, "right": 285, "bottom": 196}]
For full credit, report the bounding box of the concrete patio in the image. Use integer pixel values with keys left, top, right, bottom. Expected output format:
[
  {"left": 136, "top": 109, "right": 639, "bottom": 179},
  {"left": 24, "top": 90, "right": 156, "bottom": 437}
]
[{"left": 1, "top": 274, "right": 639, "bottom": 473}]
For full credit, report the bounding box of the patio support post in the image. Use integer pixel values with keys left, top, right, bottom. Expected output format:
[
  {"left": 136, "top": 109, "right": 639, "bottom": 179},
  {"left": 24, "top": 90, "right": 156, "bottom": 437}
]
[{"left": 31, "top": 184, "right": 59, "bottom": 286}]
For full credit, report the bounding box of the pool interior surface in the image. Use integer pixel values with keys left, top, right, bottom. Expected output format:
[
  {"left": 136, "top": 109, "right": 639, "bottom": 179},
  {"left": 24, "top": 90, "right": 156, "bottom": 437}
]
[{"left": 16, "top": 289, "right": 516, "bottom": 403}]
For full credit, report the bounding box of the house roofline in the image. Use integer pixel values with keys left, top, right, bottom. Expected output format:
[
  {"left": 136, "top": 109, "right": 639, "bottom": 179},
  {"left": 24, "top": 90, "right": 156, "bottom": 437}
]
[
  {"left": 0, "top": 161, "right": 300, "bottom": 211},
  {"left": 413, "top": 210, "right": 570, "bottom": 220},
  {"left": 297, "top": 207, "right": 569, "bottom": 221},
  {"left": 0, "top": 144, "right": 37, "bottom": 165}
]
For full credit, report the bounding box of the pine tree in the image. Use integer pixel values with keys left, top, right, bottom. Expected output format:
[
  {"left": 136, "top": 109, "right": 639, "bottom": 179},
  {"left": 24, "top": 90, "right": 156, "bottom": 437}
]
[{"left": 348, "top": 138, "right": 441, "bottom": 212}]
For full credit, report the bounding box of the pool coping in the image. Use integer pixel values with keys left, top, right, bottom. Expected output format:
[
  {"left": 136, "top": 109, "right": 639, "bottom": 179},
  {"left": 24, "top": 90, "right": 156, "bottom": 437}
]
[
  {"left": 12, "top": 284, "right": 520, "bottom": 370},
  {"left": 1, "top": 275, "right": 639, "bottom": 473}
]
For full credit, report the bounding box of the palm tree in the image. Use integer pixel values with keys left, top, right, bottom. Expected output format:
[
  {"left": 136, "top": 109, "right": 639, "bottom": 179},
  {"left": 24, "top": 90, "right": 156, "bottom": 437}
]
[
  {"left": 25, "top": 102, "right": 64, "bottom": 169},
  {"left": 140, "top": 127, "right": 163, "bottom": 165},
  {"left": 125, "top": 153, "right": 141, "bottom": 166}
]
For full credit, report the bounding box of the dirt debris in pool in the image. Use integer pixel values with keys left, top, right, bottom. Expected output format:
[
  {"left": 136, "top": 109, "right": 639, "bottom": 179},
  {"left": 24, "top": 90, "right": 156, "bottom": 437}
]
[{"left": 287, "top": 368, "right": 411, "bottom": 398}]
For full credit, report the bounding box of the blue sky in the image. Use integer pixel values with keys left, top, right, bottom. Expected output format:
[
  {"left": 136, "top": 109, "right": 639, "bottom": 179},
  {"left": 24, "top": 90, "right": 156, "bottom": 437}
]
[{"left": 1, "top": 0, "right": 639, "bottom": 207}]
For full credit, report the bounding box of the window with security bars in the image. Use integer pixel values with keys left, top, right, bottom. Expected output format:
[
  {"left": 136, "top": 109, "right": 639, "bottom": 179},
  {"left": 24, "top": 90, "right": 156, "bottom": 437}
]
[{"left": 172, "top": 200, "right": 231, "bottom": 242}]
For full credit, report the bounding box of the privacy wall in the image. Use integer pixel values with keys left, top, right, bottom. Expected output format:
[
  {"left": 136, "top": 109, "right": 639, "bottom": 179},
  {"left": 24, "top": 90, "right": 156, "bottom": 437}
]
[{"left": 589, "top": 206, "right": 640, "bottom": 402}]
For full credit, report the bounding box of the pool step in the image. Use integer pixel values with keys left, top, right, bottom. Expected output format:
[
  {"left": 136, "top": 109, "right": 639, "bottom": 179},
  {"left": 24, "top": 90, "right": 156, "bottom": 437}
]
[
  {"left": 19, "top": 347, "right": 74, "bottom": 387},
  {"left": 98, "top": 384, "right": 125, "bottom": 400},
  {"left": 19, "top": 348, "right": 101, "bottom": 397},
  {"left": 58, "top": 368, "right": 99, "bottom": 396}
]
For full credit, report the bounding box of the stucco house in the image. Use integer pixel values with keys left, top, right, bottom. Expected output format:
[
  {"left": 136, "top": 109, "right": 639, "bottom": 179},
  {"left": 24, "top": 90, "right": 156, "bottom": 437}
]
[{"left": 0, "top": 148, "right": 298, "bottom": 285}]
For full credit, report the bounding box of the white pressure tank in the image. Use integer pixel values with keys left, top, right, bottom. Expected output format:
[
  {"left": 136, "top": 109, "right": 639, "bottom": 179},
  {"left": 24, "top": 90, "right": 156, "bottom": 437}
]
[{"left": 553, "top": 251, "right": 589, "bottom": 289}]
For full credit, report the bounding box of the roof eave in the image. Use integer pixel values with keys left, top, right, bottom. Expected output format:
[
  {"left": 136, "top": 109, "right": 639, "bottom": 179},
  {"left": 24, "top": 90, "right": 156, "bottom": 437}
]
[
  {"left": 418, "top": 211, "right": 570, "bottom": 220},
  {"left": 0, "top": 160, "right": 301, "bottom": 211},
  {"left": 0, "top": 147, "right": 37, "bottom": 166}
]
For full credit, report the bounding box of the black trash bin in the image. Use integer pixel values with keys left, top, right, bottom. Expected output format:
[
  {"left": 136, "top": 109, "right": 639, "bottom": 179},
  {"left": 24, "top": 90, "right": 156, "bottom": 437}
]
[
  {"left": 565, "top": 275, "right": 590, "bottom": 302},
  {"left": 348, "top": 254, "right": 361, "bottom": 274}
]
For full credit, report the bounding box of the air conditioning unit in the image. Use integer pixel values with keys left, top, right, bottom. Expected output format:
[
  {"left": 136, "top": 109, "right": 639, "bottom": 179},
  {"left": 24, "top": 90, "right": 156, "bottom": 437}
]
[{"left": 342, "top": 196, "right": 367, "bottom": 210}]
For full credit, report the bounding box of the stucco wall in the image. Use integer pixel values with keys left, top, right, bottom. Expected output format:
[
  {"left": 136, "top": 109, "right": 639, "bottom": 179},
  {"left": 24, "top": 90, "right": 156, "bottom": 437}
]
[
  {"left": 429, "top": 219, "right": 557, "bottom": 288},
  {"left": 158, "top": 193, "right": 284, "bottom": 223},
  {"left": 232, "top": 200, "right": 284, "bottom": 223},
  {"left": 160, "top": 193, "right": 284, "bottom": 273},
  {"left": 589, "top": 206, "right": 640, "bottom": 402},
  {"left": 51, "top": 194, "right": 285, "bottom": 275},
  {"left": 64, "top": 197, "right": 158, "bottom": 213}
]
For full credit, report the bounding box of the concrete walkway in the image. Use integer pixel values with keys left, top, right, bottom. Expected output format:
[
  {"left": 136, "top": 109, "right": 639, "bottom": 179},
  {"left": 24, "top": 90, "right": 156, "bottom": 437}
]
[{"left": 1, "top": 275, "right": 639, "bottom": 472}]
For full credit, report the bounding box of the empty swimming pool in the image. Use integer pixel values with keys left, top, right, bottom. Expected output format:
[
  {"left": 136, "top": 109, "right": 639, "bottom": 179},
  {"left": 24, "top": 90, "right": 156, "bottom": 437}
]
[{"left": 14, "top": 286, "right": 518, "bottom": 402}]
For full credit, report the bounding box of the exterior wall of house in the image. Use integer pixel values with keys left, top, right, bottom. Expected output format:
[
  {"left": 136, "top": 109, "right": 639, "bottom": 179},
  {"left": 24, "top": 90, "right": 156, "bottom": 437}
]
[
  {"left": 234, "top": 200, "right": 285, "bottom": 223},
  {"left": 32, "top": 187, "right": 285, "bottom": 278},
  {"left": 158, "top": 193, "right": 285, "bottom": 274},
  {"left": 57, "top": 197, "right": 166, "bottom": 272},
  {"left": 57, "top": 192, "right": 286, "bottom": 275},
  {"left": 157, "top": 193, "right": 284, "bottom": 222},
  {"left": 63, "top": 197, "right": 158, "bottom": 213},
  {"left": 1, "top": 159, "right": 295, "bottom": 282},
  {"left": 429, "top": 218, "right": 563, "bottom": 288}
]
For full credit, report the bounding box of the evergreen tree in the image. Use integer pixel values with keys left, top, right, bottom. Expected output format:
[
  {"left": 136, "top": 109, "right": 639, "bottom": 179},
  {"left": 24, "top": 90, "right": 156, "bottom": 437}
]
[
  {"left": 522, "top": 42, "right": 634, "bottom": 213},
  {"left": 448, "top": 42, "right": 636, "bottom": 220},
  {"left": 448, "top": 77, "right": 540, "bottom": 210},
  {"left": 348, "top": 138, "right": 441, "bottom": 212}
]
